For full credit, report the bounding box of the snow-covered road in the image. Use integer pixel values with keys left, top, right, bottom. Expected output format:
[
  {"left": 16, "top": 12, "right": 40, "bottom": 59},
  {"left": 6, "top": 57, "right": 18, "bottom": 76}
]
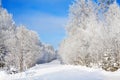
[{"left": 0, "top": 60, "right": 120, "bottom": 80}]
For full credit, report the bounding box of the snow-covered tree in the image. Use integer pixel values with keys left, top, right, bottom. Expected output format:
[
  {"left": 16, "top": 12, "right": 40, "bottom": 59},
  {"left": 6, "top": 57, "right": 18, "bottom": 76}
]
[
  {"left": 5, "top": 25, "right": 56, "bottom": 72},
  {"left": 38, "top": 44, "right": 56, "bottom": 63},
  {"left": 58, "top": 0, "right": 120, "bottom": 71},
  {"left": 59, "top": 0, "right": 100, "bottom": 66},
  {"left": 6, "top": 26, "right": 42, "bottom": 72},
  {"left": 101, "top": 2, "right": 120, "bottom": 71},
  {"left": 0, "top": 7, "right": 15, "bottom": 68}
]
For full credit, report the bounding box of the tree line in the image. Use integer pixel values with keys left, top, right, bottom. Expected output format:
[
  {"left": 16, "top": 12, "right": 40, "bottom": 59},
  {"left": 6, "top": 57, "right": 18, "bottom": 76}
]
[
  {"left": 0, "top": 7, "right": 56, "bottom": 73},
  {"left": 58, "top": 0, "right": 120, "bottom": 72}
]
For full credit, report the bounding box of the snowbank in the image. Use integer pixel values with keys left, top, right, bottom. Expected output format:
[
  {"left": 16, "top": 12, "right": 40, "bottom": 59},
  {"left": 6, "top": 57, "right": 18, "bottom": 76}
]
[{"left": 0, "top": 71, "right": 7, "bottom": 80}]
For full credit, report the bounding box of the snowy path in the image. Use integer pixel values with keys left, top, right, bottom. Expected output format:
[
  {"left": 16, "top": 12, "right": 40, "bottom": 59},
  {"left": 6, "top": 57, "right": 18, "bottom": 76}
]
[
  {"left": 9, "top": 65, "right": 104, "bottom": 80},
  {"left": 1, "top": 60, "right": 120, "bottom": 80}
]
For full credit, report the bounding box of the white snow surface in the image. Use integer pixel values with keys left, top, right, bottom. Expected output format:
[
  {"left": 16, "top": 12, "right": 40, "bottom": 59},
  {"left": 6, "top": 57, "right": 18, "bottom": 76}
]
[{"left": 0, "top": 60, "right": 120, "bottom": 80}]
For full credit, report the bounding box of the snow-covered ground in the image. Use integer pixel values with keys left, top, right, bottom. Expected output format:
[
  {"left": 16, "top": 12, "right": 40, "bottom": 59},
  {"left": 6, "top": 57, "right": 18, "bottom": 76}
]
[{"left": 0, "top": 60, "right": 120, "bottom": 80}]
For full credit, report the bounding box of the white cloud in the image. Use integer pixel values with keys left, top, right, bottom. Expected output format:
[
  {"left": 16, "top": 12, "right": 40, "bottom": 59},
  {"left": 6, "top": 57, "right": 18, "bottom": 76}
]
[{"left": 15, "top": 12, "right": 67, "bottom": 32}]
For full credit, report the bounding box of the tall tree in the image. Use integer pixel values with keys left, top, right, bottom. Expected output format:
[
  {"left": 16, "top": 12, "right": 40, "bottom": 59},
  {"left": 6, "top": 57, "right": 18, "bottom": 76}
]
[
  {"left": 0, "top": 7, "right": 15, "bottom": 68},
  {"left": 8, "top": 26, "right": 42, "bottom": 72}
]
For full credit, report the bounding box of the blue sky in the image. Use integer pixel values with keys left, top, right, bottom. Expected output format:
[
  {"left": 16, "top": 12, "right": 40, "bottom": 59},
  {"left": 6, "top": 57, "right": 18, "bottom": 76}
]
[
  {"left": 2, "top": 0, "right": 120, "bottom": 49},
  {"left": 2, "top": 0, "right": 74, "bottom": 49}
]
